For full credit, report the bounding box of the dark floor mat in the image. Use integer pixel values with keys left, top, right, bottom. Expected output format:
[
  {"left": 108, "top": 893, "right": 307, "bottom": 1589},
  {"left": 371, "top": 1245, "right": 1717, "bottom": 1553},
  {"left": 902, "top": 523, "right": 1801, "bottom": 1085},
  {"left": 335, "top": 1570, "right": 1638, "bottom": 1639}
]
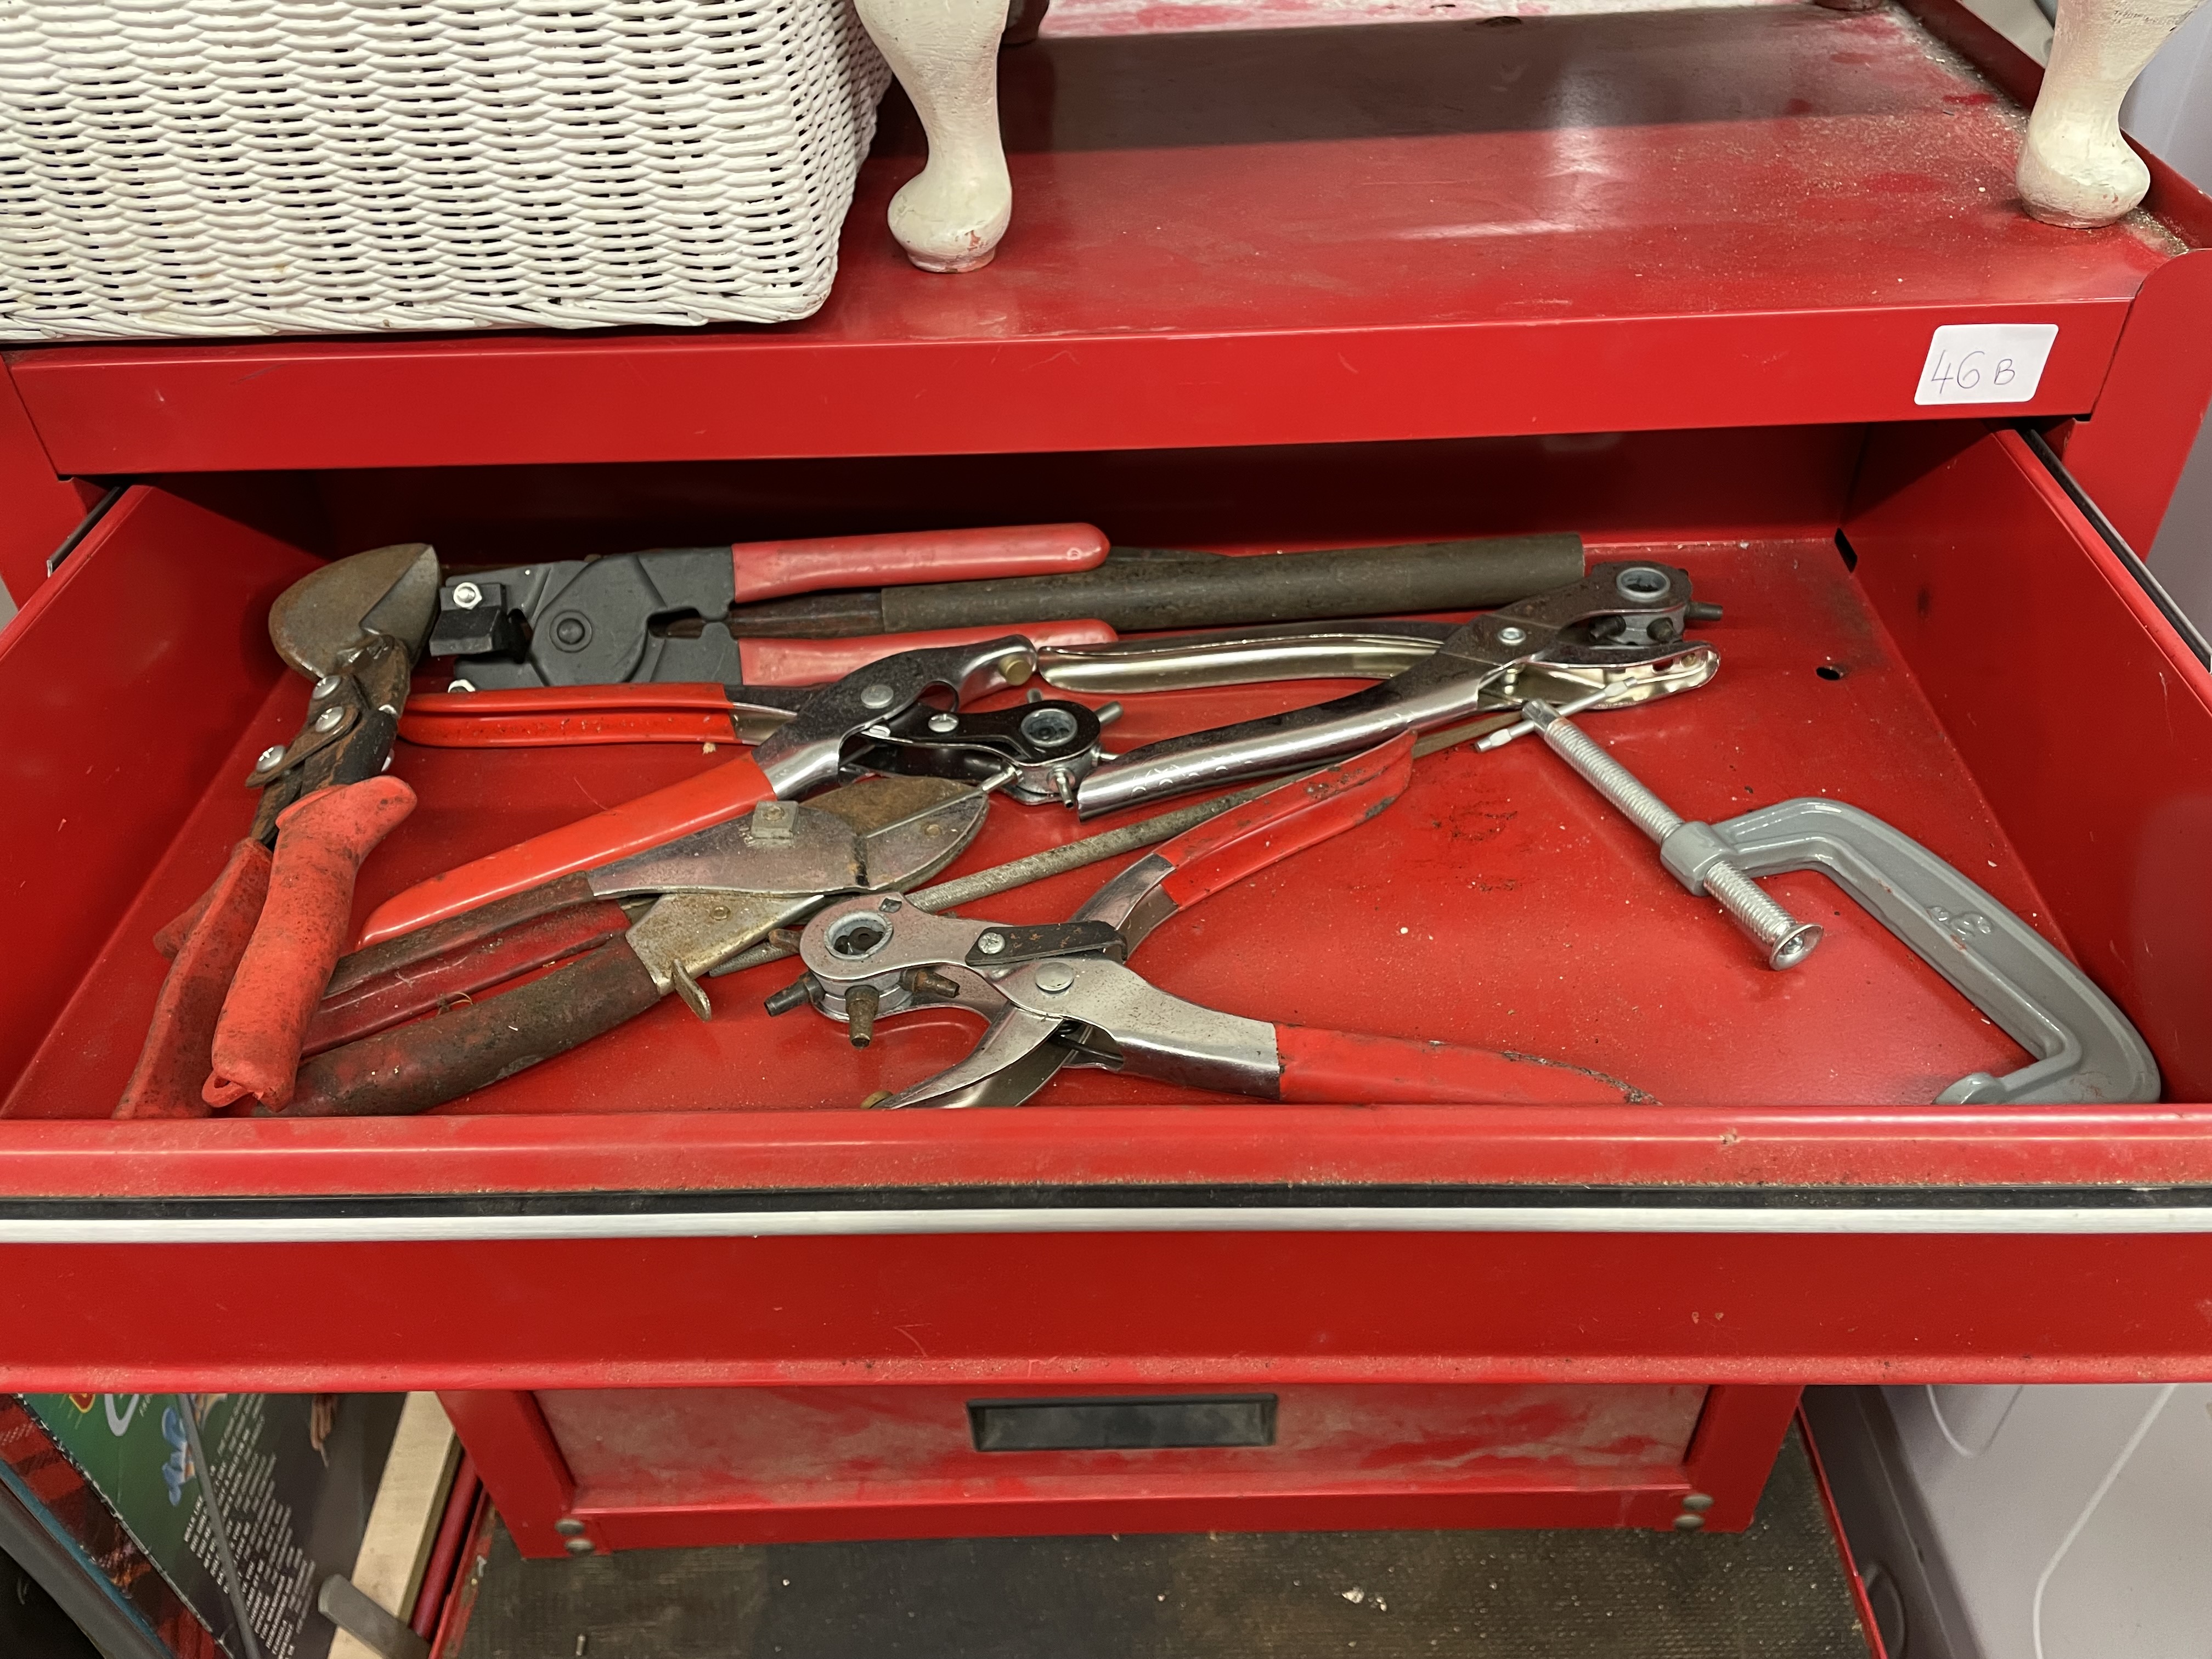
[{"left": 456, "top": 1425, "right": 1867, "bottom": 1659}]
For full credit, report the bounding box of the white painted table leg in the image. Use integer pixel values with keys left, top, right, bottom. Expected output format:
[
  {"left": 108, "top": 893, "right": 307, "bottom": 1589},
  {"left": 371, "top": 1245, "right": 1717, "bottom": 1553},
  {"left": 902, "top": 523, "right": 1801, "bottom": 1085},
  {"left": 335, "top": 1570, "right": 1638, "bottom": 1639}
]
[
  {"left": 2019, "top": 0, "right": 2207, "bottom": 226},
  {"left": 856, "top": 0, "right": 1014, "bottom": 270}
]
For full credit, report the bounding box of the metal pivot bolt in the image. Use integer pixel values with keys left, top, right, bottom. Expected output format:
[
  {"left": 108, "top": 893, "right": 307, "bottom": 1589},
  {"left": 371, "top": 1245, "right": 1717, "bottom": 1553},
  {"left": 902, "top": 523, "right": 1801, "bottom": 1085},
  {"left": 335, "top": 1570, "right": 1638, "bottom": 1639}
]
[{"left": 1520, "top": 701, "right": 1822, "bottom": 971}]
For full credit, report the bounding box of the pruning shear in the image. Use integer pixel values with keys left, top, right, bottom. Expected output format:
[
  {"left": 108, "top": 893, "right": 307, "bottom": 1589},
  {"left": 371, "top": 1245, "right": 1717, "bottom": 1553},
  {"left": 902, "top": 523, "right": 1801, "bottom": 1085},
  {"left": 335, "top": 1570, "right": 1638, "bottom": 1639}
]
[
  {"left": 275, "top": 775, "right": 990, "bottom": 1116},
  {"left": 774, "top": 735, "right": 1648, "bottom": 1109}
]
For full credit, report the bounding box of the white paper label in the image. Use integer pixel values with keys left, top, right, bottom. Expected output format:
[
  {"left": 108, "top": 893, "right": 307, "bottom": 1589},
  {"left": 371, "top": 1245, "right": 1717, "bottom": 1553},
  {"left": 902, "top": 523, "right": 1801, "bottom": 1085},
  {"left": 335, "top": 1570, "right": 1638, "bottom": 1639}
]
[{"left": 1914, "top": 324, "right": 2058, "bottom": 405}]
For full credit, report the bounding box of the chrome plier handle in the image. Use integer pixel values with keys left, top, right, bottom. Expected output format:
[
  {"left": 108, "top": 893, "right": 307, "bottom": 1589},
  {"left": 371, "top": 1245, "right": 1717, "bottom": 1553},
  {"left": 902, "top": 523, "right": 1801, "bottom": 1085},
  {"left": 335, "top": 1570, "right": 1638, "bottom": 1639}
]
[{"left": 1074, "top": 562, "right": 1720, "bottom": 816}]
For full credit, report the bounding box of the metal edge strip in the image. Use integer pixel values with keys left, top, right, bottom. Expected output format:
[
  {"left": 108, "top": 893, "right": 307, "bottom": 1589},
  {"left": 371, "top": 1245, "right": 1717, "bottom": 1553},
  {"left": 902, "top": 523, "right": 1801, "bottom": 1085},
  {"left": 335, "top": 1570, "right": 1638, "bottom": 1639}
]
[
  {"left": 43, "top": 480, "right": 129, "bottom": 577},
  {"left": 8, "top": 1202, "right": 2212, "bottom": 1244},
  {"left": 2018, "top": 424, "right": 2212, "bottom": 666}
]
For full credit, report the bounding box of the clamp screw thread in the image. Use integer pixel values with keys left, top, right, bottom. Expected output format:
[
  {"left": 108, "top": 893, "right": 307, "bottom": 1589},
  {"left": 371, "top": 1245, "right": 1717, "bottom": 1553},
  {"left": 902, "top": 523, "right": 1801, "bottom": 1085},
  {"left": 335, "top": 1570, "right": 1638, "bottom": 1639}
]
[{"left": 1523, "top": 701, "right": 1821, "bottom": 972}]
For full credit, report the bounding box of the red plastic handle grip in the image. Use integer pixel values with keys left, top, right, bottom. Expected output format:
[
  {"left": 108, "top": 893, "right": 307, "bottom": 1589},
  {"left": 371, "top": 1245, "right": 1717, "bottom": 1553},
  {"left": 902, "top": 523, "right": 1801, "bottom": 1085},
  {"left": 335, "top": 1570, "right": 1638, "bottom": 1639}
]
[
  {"left": 1272, "top": 1026, "right": 1646, "bottom": 1105},
  {"left": 204, "top": 777, "right": 417, "bottom": 1109},
  {"left": 736, "top": 619, "right": 1116, "bottom": 685},
  {"left": 730, "top": 524, "right": 1109, "bottom": 605},
  {"left": 400, "top": 685, "right": 742, "bottom": 748},
  {"left": 1155, "top": 732, "right": 1415, "bottom": 912},
  {"left": 356, "top": 753, "right": 774, "bottom": 947},
  {"left": 115, "top": 840, "right": 273, "bottom": 1120}
]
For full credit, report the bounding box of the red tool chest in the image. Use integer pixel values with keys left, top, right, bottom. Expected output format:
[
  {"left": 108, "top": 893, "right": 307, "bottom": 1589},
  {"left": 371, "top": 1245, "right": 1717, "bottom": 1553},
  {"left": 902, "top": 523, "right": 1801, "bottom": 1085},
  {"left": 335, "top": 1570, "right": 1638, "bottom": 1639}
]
[{"left": 2, "top": 0, "right": 2210, "bottom": 1562}]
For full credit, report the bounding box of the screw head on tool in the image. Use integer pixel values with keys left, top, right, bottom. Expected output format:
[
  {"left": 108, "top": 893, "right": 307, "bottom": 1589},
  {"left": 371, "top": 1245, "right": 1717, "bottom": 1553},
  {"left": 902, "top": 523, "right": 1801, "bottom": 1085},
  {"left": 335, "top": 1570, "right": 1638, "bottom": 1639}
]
[
  {"left": 446, "top": 679, "right": 476, "bottom": 694},
  {"left": 860, "top": 682, "right": 896, "bottom": 711},
  {"left": 927, "top": 712, "right": 960, "bottom": 733},
  {"left": 313, "top": 706, "right": 345, "bottom": 733},
  {"left": 1033, "top": 961, "right": 1075, "bottom": 994},
  {"left": 255, "top": 744, "right": 287, "bottom": 770},
  {"left": 1768, "top": 923, "right": 1825, "bottom": 970},
  {"left": 1673, "top": 1513, "right": 1705, "bottom": 1532},
  {"left": 450, "top": 580, "right": 484, "bottom": 609},
  {"left": 1495, "top": 624, "right": 1528, "bottom": 646},
  {"left": 310, "top": 673, "right": 342, "bottom": 699},
  {"left": 977, "top": 932, "right": 1006, "bottom": 955},
  {"left": 552, "top": 613, "right": 590, "bottom": 649},
  {"left": 564, "top": 1537, "right": 595, "bottom": 1555},
  {"left": 554, "top": 1518, "right": 586, "bottom": 1536}
]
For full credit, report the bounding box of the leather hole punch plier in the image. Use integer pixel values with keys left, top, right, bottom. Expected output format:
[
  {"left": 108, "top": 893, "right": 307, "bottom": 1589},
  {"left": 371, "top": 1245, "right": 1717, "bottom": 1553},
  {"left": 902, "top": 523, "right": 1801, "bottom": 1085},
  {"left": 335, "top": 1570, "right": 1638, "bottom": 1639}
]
[{"left": 772, "top": 733, "right": 1650, "bottom": 1109}]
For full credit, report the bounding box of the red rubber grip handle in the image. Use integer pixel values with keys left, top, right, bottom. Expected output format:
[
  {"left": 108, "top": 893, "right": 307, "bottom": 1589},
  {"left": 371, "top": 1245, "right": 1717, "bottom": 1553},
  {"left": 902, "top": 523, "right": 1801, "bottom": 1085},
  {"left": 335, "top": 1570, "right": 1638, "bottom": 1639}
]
[
  {"left": 356, "top": 753, "right": 774, "bottom": 947},
  {"left": 1272, "top": 1026, "right": 1646, "bottom": 1105},
  {"left": 204, "top": 777, "right": 417, "bottom": 1109},
  {"left": 730, "top": 524, "right": 1109, "bottom": 605},
  {"left": 1155, "top": 731, "right": 1415, "bottom": 912},
  {"left": 736, "top": 620, "right": 1115, "bottom": 685}
]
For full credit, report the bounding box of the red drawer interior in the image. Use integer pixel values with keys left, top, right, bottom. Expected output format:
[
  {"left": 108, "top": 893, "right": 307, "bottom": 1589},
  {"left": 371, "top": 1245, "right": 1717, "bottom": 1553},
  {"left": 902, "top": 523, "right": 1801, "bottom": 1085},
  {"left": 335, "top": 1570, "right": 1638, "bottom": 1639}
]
[{"left": 10, "top": 420, "right": 2203, "bottom": 1122}]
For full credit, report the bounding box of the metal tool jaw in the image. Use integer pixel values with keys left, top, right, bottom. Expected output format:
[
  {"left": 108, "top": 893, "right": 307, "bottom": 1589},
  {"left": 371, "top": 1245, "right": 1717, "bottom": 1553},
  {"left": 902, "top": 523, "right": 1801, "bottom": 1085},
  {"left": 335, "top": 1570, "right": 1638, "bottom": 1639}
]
[
  {"left": 246, "top": 544, "right": 441, "bottom": 839},
  {"left": 1073, "top": 563, "right": 1722, "bottom": 816},
  {"left": 613, "top": 779, "right": 989, "bottom": 1017},
  {"left": 748, "top": 636, "right": 1045, "bottom": 798},
  {"left": 426, "top": 549, "right": 741, "bottom": 687},
  {"left": 792, "top": 894, "right": 1277, "bottom": 1108},
  {"left": 1688, "top": 798, "right": 2161, "bottom": 1105},
  {"left": 841, "top": 697, "right": 1106, "bottom": 805}
]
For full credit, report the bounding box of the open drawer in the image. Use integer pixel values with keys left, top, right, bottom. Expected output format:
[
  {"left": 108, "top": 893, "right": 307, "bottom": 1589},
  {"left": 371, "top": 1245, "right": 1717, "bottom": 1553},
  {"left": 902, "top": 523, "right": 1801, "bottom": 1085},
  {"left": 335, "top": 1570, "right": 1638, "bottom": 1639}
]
[{"left": 1, "top": 419, "right": 2208, "bottom": 1553}]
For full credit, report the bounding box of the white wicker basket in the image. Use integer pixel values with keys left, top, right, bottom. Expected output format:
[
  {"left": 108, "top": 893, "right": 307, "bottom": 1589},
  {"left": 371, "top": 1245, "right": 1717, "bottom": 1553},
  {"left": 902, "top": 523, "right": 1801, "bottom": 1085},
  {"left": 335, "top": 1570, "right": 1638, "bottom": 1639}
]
[{"left": 0, "top": 1, "right": 893, "bottom": 340}]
